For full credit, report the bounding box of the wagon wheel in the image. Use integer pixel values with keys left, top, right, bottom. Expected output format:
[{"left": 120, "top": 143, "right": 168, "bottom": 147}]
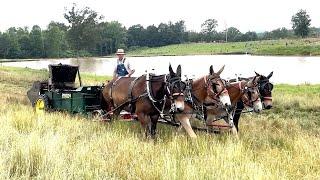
[{"left": 35, "top": 94, "right": 50, "bottom": 115}]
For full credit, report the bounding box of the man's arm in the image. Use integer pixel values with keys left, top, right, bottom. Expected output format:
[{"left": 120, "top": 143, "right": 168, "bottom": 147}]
[{"left": 125, "top": 60, "right": 135, "bottom": 77}]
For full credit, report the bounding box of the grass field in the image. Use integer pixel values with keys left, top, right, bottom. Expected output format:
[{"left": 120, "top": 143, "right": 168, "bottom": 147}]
[
  {"left": 128, "top": 38, "right": 320, "bottom": 57},
  {"left": 0, "top": 66, "right": 319, "bottom": 179}
]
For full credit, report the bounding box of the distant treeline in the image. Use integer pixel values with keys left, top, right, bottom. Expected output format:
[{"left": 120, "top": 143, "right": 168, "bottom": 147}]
[{"left": 0, "top": 5, "right": 319, "bottom": 59}]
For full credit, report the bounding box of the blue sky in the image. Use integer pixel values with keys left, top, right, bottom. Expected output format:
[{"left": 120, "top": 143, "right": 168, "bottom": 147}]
[{"left": 0, "top": 0, "right": 319, "bottom": 33}]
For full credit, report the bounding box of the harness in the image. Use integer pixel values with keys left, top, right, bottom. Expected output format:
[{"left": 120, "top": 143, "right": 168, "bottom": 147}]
[
  {"left": 107, "top": 73, "right": 184, "bottom": 119},
  {"left": 146, "top": 73, "right": 168, "bottom": 117},
  {"left": 184, "top": 75, "right": 229, "bottom": 121},
  {"left": 108, "top": 76, "right": 148, "bottom": 114}
]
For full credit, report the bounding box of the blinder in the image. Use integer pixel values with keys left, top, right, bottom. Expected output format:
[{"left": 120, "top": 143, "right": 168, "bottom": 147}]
[{"left": 166, "top": 76, "right": 186, "bottom": 99}]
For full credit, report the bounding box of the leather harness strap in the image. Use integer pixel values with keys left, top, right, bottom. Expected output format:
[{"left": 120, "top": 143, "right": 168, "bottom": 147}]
[{"left": 127, "top": 76, "right": 141, "bottom": 102}]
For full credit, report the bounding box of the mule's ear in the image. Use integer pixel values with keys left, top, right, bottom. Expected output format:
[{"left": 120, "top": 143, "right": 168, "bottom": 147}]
[
  {"left": 169, "top": 64, "right": 174, "bottom": 76},
  {"left": 176, "top": 65, "right": 182, "bottom": 77},
  {"left": 267, "top": 71, "right": 273, "bottom": 79},
  {"left": 255, "top": 71, "right": 260, "bottom": 76},
  {"left": 250, "top": 76, "right": 257, "bottom": 85},
  {"left": 209, "top": 65, "right": 214, "bottom": 75},
  {"left": 217, "top": 65, "right": 225, "bottom": 75}
]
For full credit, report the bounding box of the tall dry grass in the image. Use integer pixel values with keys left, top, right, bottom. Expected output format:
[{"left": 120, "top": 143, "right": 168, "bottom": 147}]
[{"left": 0, "top": 66, "right": 319, "bottom": 179}]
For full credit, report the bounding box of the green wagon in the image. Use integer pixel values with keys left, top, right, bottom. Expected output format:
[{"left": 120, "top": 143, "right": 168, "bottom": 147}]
[{"left": 27, "top": 64, "right": 104, "bottom": 115}]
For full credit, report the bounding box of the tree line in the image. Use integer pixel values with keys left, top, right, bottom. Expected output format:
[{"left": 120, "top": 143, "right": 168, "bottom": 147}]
[{"left": 0, "top": 5, "right": 318, "bottom": 59}]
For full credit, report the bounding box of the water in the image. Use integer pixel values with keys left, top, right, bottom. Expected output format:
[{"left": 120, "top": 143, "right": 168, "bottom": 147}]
[{"left": 1, "top": 55, "right": 320, "bottom": 84}]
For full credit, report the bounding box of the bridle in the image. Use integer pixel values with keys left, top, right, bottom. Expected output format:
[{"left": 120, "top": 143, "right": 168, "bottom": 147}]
[
  {"left": 166, "top": 75, "right": 186, "bottom": 101},
  {"left": 258, "top": 79, "right": 273, "bottom": 101},
  {"left": 204, "top": 75, "right": 229, "bottom": 101},
  {"left": 236, "top": 81, "right": 261, "bottom": 107}
]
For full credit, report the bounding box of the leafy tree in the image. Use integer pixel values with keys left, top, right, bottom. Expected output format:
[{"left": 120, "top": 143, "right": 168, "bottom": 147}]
[
  {"left": 97, "top": 21, "right": 127, "bottom": 55},
  {"left": 201, "top": 19, "right": 218, "bottom": 34},
  {"left": 145, "top": 25, "right": 160, "bottom": 47},
  {"left": 186, "top": 31, "right": 202, "bottom": 42},
  {"left": 201, "top": 19, "right": 218, "bottom": 42},
  {"left": 44, "top": 22, "right": 68, "bottom": 57},
  {"left": 127, "top": 24, "right": 146, "bottom": 47},
  {"left": 226, "top": 27, "right": 242, "bottom": 42},
  {"left": 241, "top": 31, "right": 258, "bottom": 41},
  {"left": 64, "top": 3, "right": 103, "bottom": 53},
  {"left": 0, "top": 33, "right": 11, "bottom": 58},
  {"left": 172, "top": 20, "right": 186, "bottom": 43},
  {"left": 29, "top": 25, "right": 44, "bottom": 57},
  {"left": 5, "top": 28, "right": 21, "bottom": 58},
  {"left": 291, "top": 9, "right": 311, "bottom": 37}
]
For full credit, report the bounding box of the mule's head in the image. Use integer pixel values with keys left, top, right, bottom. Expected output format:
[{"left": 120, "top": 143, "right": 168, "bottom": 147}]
[
  {"left": 168, "top": 64, "right": 186, "bottom": 112},
  {"left": 207, "top": 65, "right": 231, "bottom": 108},
  {"left": 256, "top": 71, "right": 274, "bottom": 109},
  {"left": 242, "top": 75, "right": 263, "bottom": 113}
]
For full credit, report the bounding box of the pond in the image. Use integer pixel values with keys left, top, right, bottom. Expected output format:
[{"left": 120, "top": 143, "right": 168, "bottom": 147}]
[{"left": 1, "top": 55, "right": 319, "bottom": 84}]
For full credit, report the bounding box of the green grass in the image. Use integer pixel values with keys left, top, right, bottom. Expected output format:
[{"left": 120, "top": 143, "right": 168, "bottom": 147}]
[
  {"left": 0, "top": 66, "right": 319, "bottom": 179},
  {"left": 128, "top": 38, "right": 320, "bottom": 56}
]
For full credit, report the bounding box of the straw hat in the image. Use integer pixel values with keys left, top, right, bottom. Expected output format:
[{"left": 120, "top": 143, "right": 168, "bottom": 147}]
[{"left": 115, "top": 49, "right": 125, "bottom": 55}]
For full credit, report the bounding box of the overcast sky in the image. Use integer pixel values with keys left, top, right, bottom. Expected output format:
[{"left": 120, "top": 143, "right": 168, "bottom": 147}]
[{"left": 0, "top": 0, "right": 319, "bottom": 33}]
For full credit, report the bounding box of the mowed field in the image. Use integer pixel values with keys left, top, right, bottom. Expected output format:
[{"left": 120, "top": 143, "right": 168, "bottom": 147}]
[
  {"left": 0, "top": 66, "right": 319, "bottom": 179},
  {"left": 128, "top": 38, "right": 320, "bottom": 57}
]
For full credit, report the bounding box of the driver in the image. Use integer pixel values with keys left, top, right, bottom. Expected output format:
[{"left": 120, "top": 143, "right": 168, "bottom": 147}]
[{"left": 113, "top": 49, "right": 135, "bottom": 79}]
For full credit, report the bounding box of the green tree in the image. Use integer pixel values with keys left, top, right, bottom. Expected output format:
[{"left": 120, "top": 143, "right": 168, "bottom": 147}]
[
  {"left": 127, "top": 24, "right": 146, "bottom": 47},
  {"left": 16, "top": 27, "right": 31, "bottom": 57},
  {"left": 145, "top": 25, "right": 160, "bottom": 47},
  {"left": 201, "top": 19, "right": 218, "bottom": 42},
  {"left": 97, "top": 21, "right": 127, "bottom": 55},
  {"left": 0, "top": 33, "right": 11, "bottom": 58},
  {"left": 241, "top": 31, "right": 258, "bottom": 41},
  {"left": 5, "top": 28, "right": 21, "bottom": 58},
  {"left": 64, "top": 4, "right": 103, "bottom": 53},
  {"left": 29, "top": 25, "right": 44, "bottom": 57},
  {"left": 44, "top": 22, "right": 68, "bottom": 57},
  {"left": 201, "top": 19, "right": 218, "bottom": 34},
  {"left": 291, "top": 9, "right": 311, "bottom": 38},
  {"left": 226, "top": 27, "right": 242, "bottom": 42}
]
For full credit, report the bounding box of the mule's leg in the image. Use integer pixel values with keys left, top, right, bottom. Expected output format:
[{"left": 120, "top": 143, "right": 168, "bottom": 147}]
[
  {"left": 233, "top": 101, "right": 244, "bottom": 132},
  {"left": 176, "top": 114, "right": 197, "bottom": 138},
  {"left": 149, "top": 114, "right": 159, "bottom": 139},
  {"left": 136, "top": 112, "right": 152, "bottom": 138},
  {"left": 111, "top": 109, "right": 121, "bottom": 121}
]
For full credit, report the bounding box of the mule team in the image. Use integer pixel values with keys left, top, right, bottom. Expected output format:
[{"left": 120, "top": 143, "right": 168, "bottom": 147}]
[{"left": 102, "top": 64, "right": 273, "bottom": 138}]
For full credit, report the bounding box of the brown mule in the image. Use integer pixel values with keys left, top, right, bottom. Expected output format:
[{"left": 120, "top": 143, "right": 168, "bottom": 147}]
[
  {"left": 205, "top": 75, "right": 263, "bottom": 134},
  {"left": 232, "top": 71, "right": 274, "bottom": 131},
  {"left": 176, "top": 65, "right": 231, "bottom": 138},
  {"left": 102, "top": 64, "right": 191, "bottom": 138}
]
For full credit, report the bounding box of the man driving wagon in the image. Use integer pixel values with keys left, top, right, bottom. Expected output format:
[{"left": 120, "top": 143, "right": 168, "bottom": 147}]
[{"left": 113, "top": 49, "right": 135, "bottom": 79}]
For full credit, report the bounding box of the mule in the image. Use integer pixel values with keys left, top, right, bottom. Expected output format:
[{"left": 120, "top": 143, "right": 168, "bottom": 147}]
[
  {"left": 205, "top": 74, "right": 263, "bottom": 134},
  {"left": 175, "top": 65, "right": 232, "bottom": 138},
  {"left": 232, "top": 72, "right": 274, "bottom": 131},
  {"left": 102, "top": 64, "right": 196, "bottom": 138}
]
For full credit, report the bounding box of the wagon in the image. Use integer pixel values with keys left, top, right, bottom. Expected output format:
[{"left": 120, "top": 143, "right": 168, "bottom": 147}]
[{"left": 27, "top": 64, "right": 105, "bottom": 117}]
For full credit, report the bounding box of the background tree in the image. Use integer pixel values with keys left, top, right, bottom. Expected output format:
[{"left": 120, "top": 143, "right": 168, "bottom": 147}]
[
  {"left": 64, "top": 3, "right": 103, "bottom": 53},
  {"left": 201, "top": 19, "right": 218, "bottom": 42},
  {"left": 226, "top": 27, "right": 242, "bottom": 42},
  {"left": 5, "top": 28, "right": 21, "bottom": 58},
  {"left": 29, "top": 25, "right": 44, "bottom": 57},
  {"left": 0, "top": 33, "right": 11, "bottom": 58},
  {"left": 44, "top": 22, "right": 68, "bottom": 57},
  {"left": 97, "top": 21, "right": 127, "bottom": 55},
  {"left": 291, "top": 9, "right": 311, "bottom": 38},
  {"left": 16, "top": 27, "right": 31, "bottom": 58},
  {"left": 201, "top": 19, "right": 218, "bottom": 34}
]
